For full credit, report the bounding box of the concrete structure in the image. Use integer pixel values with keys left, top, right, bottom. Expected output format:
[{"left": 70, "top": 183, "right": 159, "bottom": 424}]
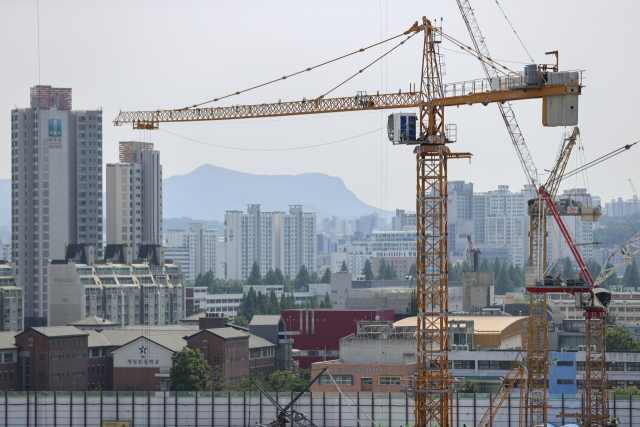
[
  {"left": 164, "top": 246, "right": 190, "bottom": 280},
  {"left": 0, "top": 261, "right": 23, "bottom": 332},
  {"left": 345, "top": 288, "right": 414, "bottom": 320},
  {"left": 460, "top": 271, "right": 494, "bottom": 313},
  {"left": 166, "top": 224, "right": 219, "bottom": 281},
  {"left": 394, "top": 209, "right": 416, "bottom": 231},
  {"left": 225, "top": 205, "right": 317, "bottom": 280},
  {"left": 47, "top": 244, "right": 185, "bottom": 327},
  {"left": 11, "top": 86, "right": 103, "bottom": 327},
  {"left": 67, "top": 315, "right": 118, "bottom": 331},
  {"left": 0, "top": 241, "right": 11, "bottom": 262},
  {"left": 448, "top": 181, "right": 475, "bottom": 262},
  {"left": 106, "top": 142, "right": 162, "bottom": 257}
]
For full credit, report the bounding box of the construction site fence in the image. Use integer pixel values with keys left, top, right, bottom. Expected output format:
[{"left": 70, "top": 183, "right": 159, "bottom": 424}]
[{"left": 0, "top": 391, "right": 638, "bottom": 427}]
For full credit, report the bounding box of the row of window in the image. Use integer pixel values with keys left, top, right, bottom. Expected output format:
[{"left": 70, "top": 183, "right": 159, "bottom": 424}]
[
  {"left": 318, "top": 375, "right": 402, "bottom": 386},
  {"left": 49, "top": 339, "right": 85, "bottom": 348},
  {"left": 48, "top": 372, "right": 84, "bottom": 379}
]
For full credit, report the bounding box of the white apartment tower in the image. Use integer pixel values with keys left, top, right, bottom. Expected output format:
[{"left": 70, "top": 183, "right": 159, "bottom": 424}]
[
  {"left": 106, "top": 141, "right": 162, "bottom": 256},
  {"left": 11, "top": 86, "right": 103, "bottom": 327},
  {"left": 165, "top": 224, "right": 219, "bottom": 281},
  {"left": 225, "top": 205, "right": 317, "bottom": 280}
]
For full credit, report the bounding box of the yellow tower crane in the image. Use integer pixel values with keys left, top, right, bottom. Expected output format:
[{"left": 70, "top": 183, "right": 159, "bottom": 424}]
[{"left": 114, "top": 17, "right": 583, "bottom": 427}]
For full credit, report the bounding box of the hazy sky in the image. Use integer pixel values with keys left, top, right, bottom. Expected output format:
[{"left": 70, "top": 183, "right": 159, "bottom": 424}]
[{"left": 2, "top": 1, "right": 639, "bottom": 215}]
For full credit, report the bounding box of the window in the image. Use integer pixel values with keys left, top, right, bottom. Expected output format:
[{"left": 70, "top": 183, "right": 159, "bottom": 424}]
[
  {"left": 225, "top": 359, "right": 231, "bottom": 363},
  {"left": 607, "top": 362, "right": 624, "bottom": 371},
  {"left": 378, "top": 376, "right": 402, "bottom": 386},
  {"left": 38, "top": 373, "right": 43, "bottom": 380},
  {"left": 75, "top": 354, "right": 84, "bottom": 358},
  {"left": 38, "top": 355, "right": 43, "bottom": 362},
  {"left": 51, "top": 356, "right": 61, "bottom": 360},
  {"left": 627, "top": 362, "right": 640, "bottom": 371},
  {"left": 75, "top": 372, "right": 84, "bottom": 377},
  {"left": 213, "top": 356, "right": 220, "bottom": 363},
  {"left": 320, "top": 375, "right": 352, "bottom": 385},
  {"left": 51, "top": 374, "right": 61, "bottom": 379},
  {"left": 453, "top": 360, "right": 474, "bottom": 370},
  {"left": 3, "top": 354, "right": 13, "bottom": 363},
  {"left": 557, "top": 379, "right": 574, "bottom": 385},
  {"left": 556, "top": 361, "right": 573, "bottom": 367},
  {"left": 203, "top": 340, "right": 208, "bottom": 348},
  {"left": 362, "top": 377, "right": 372, "bottom": 385},
  {"left": 577, "top": 362, "right": 586, "bottom": 371}
]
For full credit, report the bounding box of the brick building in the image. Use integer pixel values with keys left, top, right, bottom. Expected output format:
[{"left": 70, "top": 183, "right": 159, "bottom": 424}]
[
  {"left": 186, "top": 328, "right": 250, "bottom": 386},
  {"left": 248, "top": 335, "right": 277, "bottom": 377},
  {"left": 281, "top": 309, "right": 394, "bottom": 368},
  {"left": 0, "top": 333, "right": 18, "bottom": 391},
  {"left": 311, "top": 361, "right": 416, "bottom": 393},
  {"left": 15, "top": 327, "right": 89, "bottom": 391}
]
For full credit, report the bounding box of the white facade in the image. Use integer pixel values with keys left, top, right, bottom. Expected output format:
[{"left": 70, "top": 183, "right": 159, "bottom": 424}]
[
  {"left": 165, "top": 224, "right": 219, "bottom": 280},
  {"left": 0, "top": 242, "right": 10, "bottom": 262},
  {"left": 225, "top": 205, "right": 316, "bottom": 280},
  {"left": 605, "top": 196, "right": 639, "bottom": 216},
  {"left": 164, "top": 247, "right": 190, "bottom": 281},
  {"left": 473, "top": 185, "right": 535, "bottom": 267},
  {"left": 11, "top": 86, "right": 103, "bottom": 325},
  {"left": 106, "top": 142, "right": 162, "bottom": 257}
]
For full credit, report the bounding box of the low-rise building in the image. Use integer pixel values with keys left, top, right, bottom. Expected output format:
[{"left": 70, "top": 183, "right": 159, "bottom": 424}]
[
  {"left": 186, "top": 328, "right": 250, "bottom": 386},
  {"left": 0, "top": 261, "right": 23, "bottom": 332},
  {"left": 0, "top": 333, "right": 18, "bottom": 391}
]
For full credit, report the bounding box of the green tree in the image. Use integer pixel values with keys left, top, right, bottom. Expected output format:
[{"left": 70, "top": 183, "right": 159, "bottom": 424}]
[
  {"left": 384, "top": 262, "right": 398, "bottom": 280},
  {"left": 606, "top": 326, "right": 640, "bottom": 351},
  {"left": 408, "top": 288, "right": 417, "bottom": 316},
  {"left": 274, "top": 268, "right": 285, "bottom": 286},
  {"left": 603, "top": 262, "right": 620, "bottom": 290},
  {"left": 492, "top": 258, "right": 502, "bottom": 279},
  {"left": 462, "top": 379, "right": 479, "bottom": 394},
  {"left": 267, "top": 289, "right": 281, "bottom": 315},
  {"left": 322, "top": 292, "right": 332, "bottom": 308},
  {"left": 257, "top": 291, "right": 268, "bottom": 315},
  {"left": 480, "top": 259, "right": 492, "bottom": 273},
  {"left": 294, "top": 265, "right": 311, "bottom": 291},
  {"left": 170, "top": 348, "right": 212, "bottom": 391},
  {"left": 586, "top": 259, "right": 602, "bottom": 283},
  {"left": 280, "top": 293, "right": 297, "bottom": 311},
  {"left": 233, "top": 315, "right": 250, "bottom": 328},
  {"left": 605, "top": 311, "right": 618, "bottom": 326},
  {"left": 562, "top": 257, "right": 574, "bottom": 280},
  {"left": 264, "top": 268, "right": 278, "bottom": 287},
  {"left": 210, "top": 364, "right": 227, "bottom": 391},
  {"left": 612, "top": 386, "right": 640, "bottom": 396},
  {"left": 408, "top": 263, "right": 417, "bottom": 278},
  {"left": 340, "top": 261, "right": 348, "bottom": 273},
  {"left": 377, "top": 260, "right": 387, "bottom": 280},
  {"left": 186, "top": 304, "right": 203, "bottom": 318},
  {"left": 362, "top": 259, "right": 375, "bottom": 280},
  {"left": 247, "top": 261, "right": 263, "bottom": 288},
  {"left": 321, "top": 268, "right": 332, "bottom": 284},
  {"left": 622, "top": 259, "right": 640, "bottom": 289},
  {"left": 495, "top": 263, "right": 514, "bottom": 295}
]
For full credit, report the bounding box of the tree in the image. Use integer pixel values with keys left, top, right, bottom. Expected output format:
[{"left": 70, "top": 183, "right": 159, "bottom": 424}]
[
  {"left": 605, "top": 311, "right": 618, "bottom": 326},
  {"left": 264, "top": 268, "right": 278, "bottom": 287},
  {"left": 186, "top": 304, "right": 203, "bottom": 318},
  {"left": 606, "top": 326, "right": 640, "bottom": 351},
  {"left": 362, "top": 259, "right": 375, "bottom": 280},
  {"left": 268, "top": 289, "right": 281, "bottom": 315},
  {"left": 210, "top": 364, "right": 227, "bottom": 391},
  {"left": 384, "top": 262, "right": 398, "bottom": 280},
  {"left": 562, "top": 257, "right": 574, "bottom": 280},
  {"left": 492, "top": 258, "right": 502, "bottom": 279},
  {"left": 586, "top": 259, "right": 602, "bottom": 282},
  {"left": 603, "top": 262, "right": 620, "bottom": 290},
  {"left": 462, "top": 379, "right": 479, "bottom": 394},
  {"left": 233, "top": 315, "right": 250, "bottom": 328},
  {"left": 274, "top": 268, "right": 286, "bottom": 286},
  {"left": 377, "top": 260, "right": 387, "bottom": 280},
  {"left": 612, "top": 385, "right": 640, "bottom": 396},
  {"left": 170, "top": 348, "right": 212, "bottom": 391},
  {"left": 622, "top": 259, "right": 640, "bottom": 289},
  {"left": 340, "top": 260, "right": 348, "bottom": 273},
  {"left": 480, "top": 259, "right": 492, "bottom": 273},
  {"left": 321, "top": 268, "right": 331, "bottom": 284},
  {"left": 408, "top": 263, "right": 417, "bottom": 278},
  {"left": 294, "top": 265, "right": 311, "bottom": 291},
  {"left": 247, "top": 261, "right": 263, "bottom": 287},
  {"left": 322, "top": 292, "right": 332, "bottom": 308}
]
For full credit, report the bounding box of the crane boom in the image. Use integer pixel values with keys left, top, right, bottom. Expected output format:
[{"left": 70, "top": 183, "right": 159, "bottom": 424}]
[
  {"left": 113, "top": 81, "right": 579, "bottom": 129},
  {"left": 595, "top": 230, "right": 640, "bottom": 287},
  {"left": 456, "top": 0, "right": 538, "bottom": 188}
]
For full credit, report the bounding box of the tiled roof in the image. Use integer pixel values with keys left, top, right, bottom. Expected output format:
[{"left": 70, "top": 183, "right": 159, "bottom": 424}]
[
  {"left": 250, "top": 315, "right": 282, "bottom": 326},
  {"left": 249, "top": 334, "right": 276, "bottom": 349},
  {"left": 30, "top": 327, "right": 89, "bottom": 338},
  {"left": 68, "top": 316, "right": 118, "bottom": 326}
]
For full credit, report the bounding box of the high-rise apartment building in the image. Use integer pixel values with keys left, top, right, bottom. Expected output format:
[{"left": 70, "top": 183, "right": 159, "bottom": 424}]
[
  {"left": 605, "top": 196, "right": 639, "bottom": 217},
  {"left": 106, "top": 141, "right": 162, "bottom": 257},
  {"left": 165, "top": 224, "right": 219, "bottom": 281},
  {"left": 225, "top": 205, "right": 317, "bottom": 280},
  {"left": 11, "top": 86, "right": 103, "bottom": 327},
  {"left": 448, "top": 181, "right": 475, "bottom": 258},
  {"left": 473, "top": 185, "right": 535, "bottom": 267}
]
